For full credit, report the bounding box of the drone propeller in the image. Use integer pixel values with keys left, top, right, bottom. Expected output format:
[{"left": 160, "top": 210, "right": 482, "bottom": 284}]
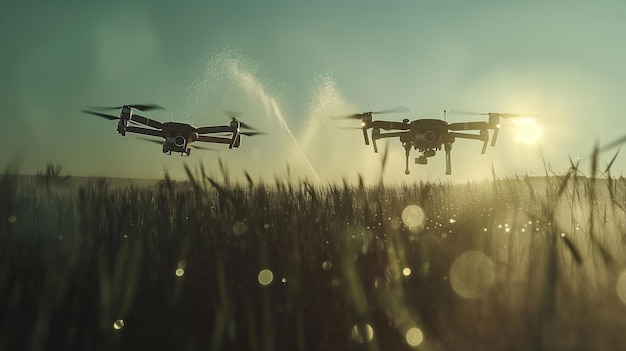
[
  {"left": 448, "top": 109, "right": 487, "bottom": 116},
  {"left": 82, "top": 110, "right": 120, "bottom": 120},
  {"left": 234, "top": 118, "right": 257, "bottom": 130},
  {"left": 449, "top": 110, "right": 532, "bottom": 119},
  {"left": 88, "top": 103, "right": 164, "bottom": 112},
  {"left": 331, "top": 106, "right": 409, "bottom": 120},
  {"left": 222, "top": 110, "right": 257, "bottom": 130},
  {"left": 240, "top": 131, "right": 264, "bottom": 136}
]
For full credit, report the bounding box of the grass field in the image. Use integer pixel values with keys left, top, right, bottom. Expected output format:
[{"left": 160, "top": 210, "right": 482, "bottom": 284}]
[{"left": 2, "top": 162, "right": 626, "bottom": 351}]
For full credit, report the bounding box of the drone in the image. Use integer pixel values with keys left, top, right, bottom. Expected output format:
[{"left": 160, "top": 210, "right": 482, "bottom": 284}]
[
  {"left": 335, "top": 108, "right": 534, "bottom": 175},
  {"left": 82, "top": 104, "right": 262, "bottom": 156}
]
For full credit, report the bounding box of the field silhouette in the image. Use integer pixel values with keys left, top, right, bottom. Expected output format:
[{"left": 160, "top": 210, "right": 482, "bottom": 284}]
[{"left": 2, "top": 160, "right": 626, "bottom": 351}]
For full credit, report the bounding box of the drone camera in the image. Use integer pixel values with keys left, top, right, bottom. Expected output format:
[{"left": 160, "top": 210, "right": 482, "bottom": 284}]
[
  {"left": 415, "top": 156, "right": 428, "bottom": 165},
  {"left": 174, "top": 135, "right": 186, "bottom": 147}
]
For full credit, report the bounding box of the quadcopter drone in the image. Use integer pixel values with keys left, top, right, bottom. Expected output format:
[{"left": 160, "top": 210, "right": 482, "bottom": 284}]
[
  {"left": 336, "top": 108, "right": 534, "bottom": 175},
  {"left": 82, "top": 104, "right": 262, "bottom": 156}
]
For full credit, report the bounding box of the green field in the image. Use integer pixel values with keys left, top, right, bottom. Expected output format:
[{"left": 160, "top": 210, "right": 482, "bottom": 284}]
[{"left": 2, "top": 164, "right": 626, "bottom": 351}]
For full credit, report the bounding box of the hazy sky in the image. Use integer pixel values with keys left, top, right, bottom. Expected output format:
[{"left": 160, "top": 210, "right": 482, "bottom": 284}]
[{"left": 2, "top": 0, "right": 626, "bottom": 184}]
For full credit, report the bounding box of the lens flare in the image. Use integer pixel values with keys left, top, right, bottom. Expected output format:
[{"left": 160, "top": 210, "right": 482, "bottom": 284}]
[{"left": 514, "top": 118, "right": 542, "bottom": 144}]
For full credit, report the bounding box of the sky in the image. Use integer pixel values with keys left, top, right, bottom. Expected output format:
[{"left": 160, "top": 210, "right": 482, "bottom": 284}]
[{"left": 2, "top": 0, "right": 626, "bottom": 184}]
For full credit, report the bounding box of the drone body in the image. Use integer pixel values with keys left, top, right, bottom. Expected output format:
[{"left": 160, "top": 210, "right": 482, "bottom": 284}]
[
  {"left": 338, "top": 109, "right": 530, "bottom": 175},
  {"left": 83, "top": 104, "right": 260, "bottom": 156}
]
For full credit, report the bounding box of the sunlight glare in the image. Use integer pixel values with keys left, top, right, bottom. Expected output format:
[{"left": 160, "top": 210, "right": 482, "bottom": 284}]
[{"left": 514, "top": 118, "right": 542, "bottom": 144}]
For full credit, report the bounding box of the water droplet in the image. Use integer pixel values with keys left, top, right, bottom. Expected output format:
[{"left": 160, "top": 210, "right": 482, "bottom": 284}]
[
  {"left": 322, "top": 261, "right": 333, "bottom": 271},
  {"left": 7, "top": 215, "right": 16, "bottom": 223},
  {"left": 113, "top": 319, "right": 125, "bottom": 330},
  {"left": 450, "top": 251, "right": 495, "bottom": 298},
  {"left": 258, "top": 269, "right": 274, "bottom": 286},
  {"left": 177, "top": 260, "right": 187, "bottom": 269},
  {"left": 175, "top": 268, "right": 185, "bottom": 277},
  {"left": 405, "top": 327, "right": 424, "bottom": 347},
  {"left": 351, "top": 323, "right": 374, "bottom": 343},
  {"left": 263, "top": 223, "right": 270, "bottom": 229},
  {"left": 449, "top": 218, "right": 456, "bottom": 224}
]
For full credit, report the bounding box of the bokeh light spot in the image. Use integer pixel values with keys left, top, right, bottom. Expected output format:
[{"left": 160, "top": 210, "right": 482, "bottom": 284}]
[
  {"left": 406, "top": 327, "right": 424, "bottom": 347},
  {"left": 402, "top": 205, "right": 425, "bottom": 233},
  {"left": 175, "top": 268, "right": 185, "bottom": 277},
  {"left": 232, "top": 221, "right": 247, "bottom": 235},
  {"left": 8, "top": 215, "right": 17, "bottom": 223},
  {"left": 351, "top": 323, "right": 374, "bottom": 343},
  {"left": 450, "top": 251, "right": 495, "bottom": 298},
  {"left": 403, "top": 267, "right": 412, "bottom": 276},
  {"left": 258, "top": 269, "right": 274, "bottom": 286},
  {"left": 113, "top": 319, "right": 125, "bottom": 330},
  {"left": 322, "top": 261, "right": 333, "bottom": 271}
]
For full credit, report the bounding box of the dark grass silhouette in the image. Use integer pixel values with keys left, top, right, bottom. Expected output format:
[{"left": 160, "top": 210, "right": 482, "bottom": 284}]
[{"left": 1, "top": 154, "right": 626, "bottom": 351}]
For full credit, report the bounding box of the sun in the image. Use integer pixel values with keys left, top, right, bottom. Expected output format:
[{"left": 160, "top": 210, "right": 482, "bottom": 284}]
[{"left": 514, "top": 118, "right": 542, "bottom": 144}]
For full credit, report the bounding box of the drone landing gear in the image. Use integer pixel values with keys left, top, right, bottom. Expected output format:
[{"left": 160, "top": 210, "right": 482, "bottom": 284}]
[
  {"left": 162, "top": 145, "right": 171, "bottom": 155},
  {"left": 404, "top": 144, "right": 411, "bottom": 175},
  {"left": 445, "top": 143, "right": 452, "bottom": 175},
  {"left": 117, "top": 120, "right": 127, "bottom": 136}
]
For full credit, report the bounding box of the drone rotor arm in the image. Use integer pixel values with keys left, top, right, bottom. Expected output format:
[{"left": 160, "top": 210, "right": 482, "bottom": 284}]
[
  {"left": 449, "top": 130, "right": 490, "bottom": 154},
  {"left": 197, "top": 135, "right": 233, "bottom": 145},
  {"left": 370, "top": 120, "right": 410, "bottom": 130},
  {"left": 448, "top": 121, "right": 490, "bottom": 131},
  {"left": 125, "top": 126, "right": 164, "bottom": 138},
  {"left": 196, "top": 125, "right": 234, "bottom": 134},
  {"left": 131, "top": 114, "right": 163, "bottom": 129}
]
